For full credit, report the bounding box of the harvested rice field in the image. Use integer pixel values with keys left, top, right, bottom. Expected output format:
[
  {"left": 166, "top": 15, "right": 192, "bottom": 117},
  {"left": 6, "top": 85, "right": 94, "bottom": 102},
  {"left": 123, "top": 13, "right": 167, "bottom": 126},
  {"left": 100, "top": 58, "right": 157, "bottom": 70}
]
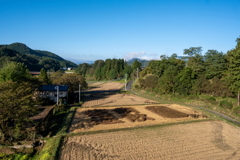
[
  {"left": 69, "top": 104, "right": 207, "bottom": 133},
  {"left": 61, "top": 121, "right": 240, "bottom": 160},
  {"left": 62, "top": 81, "right": 240, "bottom": 159},
  {"left": 86, "top": 82, "right": 124, "bottom": 91},
  {"left": 82, "top": 93, "right": 158, "bottom": 107}
]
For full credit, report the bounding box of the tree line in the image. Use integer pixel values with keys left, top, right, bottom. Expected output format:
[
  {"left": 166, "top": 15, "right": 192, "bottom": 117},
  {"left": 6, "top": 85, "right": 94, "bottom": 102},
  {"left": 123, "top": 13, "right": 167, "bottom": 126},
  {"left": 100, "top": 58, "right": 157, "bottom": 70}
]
[
  {"left": 137, "top": 37, "right": 240, "bottom": 100},
  {"left": 75, "top": 58, "right": 141, "bottom": 80}
]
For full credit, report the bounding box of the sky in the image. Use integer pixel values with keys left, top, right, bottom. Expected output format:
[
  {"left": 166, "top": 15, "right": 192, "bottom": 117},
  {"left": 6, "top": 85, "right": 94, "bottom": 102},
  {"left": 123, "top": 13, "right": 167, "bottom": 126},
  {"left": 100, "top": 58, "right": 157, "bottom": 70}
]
[{"left": 1, "top": 0, "right": 240, "bottom": 64}]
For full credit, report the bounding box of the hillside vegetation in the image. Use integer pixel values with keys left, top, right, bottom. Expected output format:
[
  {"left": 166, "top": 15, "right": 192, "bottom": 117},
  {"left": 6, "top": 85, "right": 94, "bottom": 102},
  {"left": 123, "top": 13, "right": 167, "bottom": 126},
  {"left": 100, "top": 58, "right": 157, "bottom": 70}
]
[{"left": 0, "top": 43, "right": 77, "bottom": 71}]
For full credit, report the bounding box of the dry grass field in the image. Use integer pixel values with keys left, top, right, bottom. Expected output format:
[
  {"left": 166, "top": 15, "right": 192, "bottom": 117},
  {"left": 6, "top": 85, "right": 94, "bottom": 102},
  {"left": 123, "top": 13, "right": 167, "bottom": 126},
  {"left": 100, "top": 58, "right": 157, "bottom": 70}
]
[
  {"left": 61, "top": 82, "right": 240, "bottom": 159},
  {"left": 82, "top": 93, "right": 158, "bottom": 107},
  {"left": 61, "top": 121, "right": 240, "bottom": 160},
  {"left": 87, "top": 82, "right": 124, "bottom": 91}
]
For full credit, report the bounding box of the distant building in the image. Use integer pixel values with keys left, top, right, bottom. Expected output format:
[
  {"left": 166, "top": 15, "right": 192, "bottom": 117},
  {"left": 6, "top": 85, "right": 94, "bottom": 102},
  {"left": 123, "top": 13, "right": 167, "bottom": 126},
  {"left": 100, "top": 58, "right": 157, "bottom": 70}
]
[
  {"left": 38, "top": 85, "right": 68, "bottom": 103},
  {"left": 30, "top": 71, "right": 53, "bottom": 76}
]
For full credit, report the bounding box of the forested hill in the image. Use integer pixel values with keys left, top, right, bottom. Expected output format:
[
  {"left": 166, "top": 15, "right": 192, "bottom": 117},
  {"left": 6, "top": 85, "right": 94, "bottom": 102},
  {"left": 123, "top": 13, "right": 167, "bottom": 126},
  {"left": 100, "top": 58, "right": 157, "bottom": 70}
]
[
  {"left": 0, "top": 43, "right": 77, "bottom": 71},
  {"left": 127, "top": 58, "right": 149, "bottom": 67}
]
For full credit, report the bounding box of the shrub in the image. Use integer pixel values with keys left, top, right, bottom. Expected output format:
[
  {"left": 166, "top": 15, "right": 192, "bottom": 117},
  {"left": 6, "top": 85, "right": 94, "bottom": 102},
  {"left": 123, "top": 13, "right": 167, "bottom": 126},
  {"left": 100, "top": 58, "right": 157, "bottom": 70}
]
[
  {"left": 219, "top": 100, "right": 233, "bottom": 109},
  {"left": 186, "top": 95, "right": 199, "bottom": 100},
  {"left": 204, "top": 96, "right": 217, "bottom": 104}
]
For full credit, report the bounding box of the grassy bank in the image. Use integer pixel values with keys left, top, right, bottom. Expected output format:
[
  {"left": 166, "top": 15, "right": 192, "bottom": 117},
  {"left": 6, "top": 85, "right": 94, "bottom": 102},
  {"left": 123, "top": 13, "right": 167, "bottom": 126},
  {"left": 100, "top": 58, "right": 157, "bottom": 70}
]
[{"left": 31, "top": 106, "right": 77, "bottom": 160}]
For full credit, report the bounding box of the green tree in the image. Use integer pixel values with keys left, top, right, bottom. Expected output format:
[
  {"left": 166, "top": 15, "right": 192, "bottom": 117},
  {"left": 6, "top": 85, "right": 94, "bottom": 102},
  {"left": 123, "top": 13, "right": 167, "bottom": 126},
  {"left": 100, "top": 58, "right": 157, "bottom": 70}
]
[
  {"left": 0, "top": 62, "right": 31, "bottom": 83},
  {"left": 226, "top": 37, "right": 240, "bottom": 94},
  {"left": 53, "top": 73, "right": 88, "bottom": 94},
  {"left": 174, "top": 67, "right": 196, "bottom": 95},
  {"left": 109, "top": 68, "right": 117, "bottom": 80},
  {"left": 38, "top": 58, "right": 61, "bottom": 71},
  {"left": 75, "top": 63, "right": 90, "bottom": 77},
  {"left": 50, "top": 70, "right": 64, "bottom": 81},
  {"left": 183, "top": 47, "right": 202, "bottom": 56},
  {"left": 39, "top": 68, "right": 51, "bottom": 84},
  {"left": 158, "top": 65, "right": 179, "bottom": 94},
  {"left": 184, "top": 48, "right": 205, "bottom": 75},
  {"left": 0, "top": 81, "right": 36, "bottom": 142},
  {"left": 204, "top": 50, "right": 227, "bottom": 79},
  {"left": 132, "top": 60, "right": 141, "bottom": 70}
]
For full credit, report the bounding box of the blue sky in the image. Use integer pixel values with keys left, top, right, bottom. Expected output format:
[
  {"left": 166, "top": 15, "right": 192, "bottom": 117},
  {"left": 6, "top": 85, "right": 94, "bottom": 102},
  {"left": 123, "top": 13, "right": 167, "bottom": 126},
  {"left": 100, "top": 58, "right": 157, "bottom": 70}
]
[{"left": 1, "top": 0, "right": 240, "bottom": 64}]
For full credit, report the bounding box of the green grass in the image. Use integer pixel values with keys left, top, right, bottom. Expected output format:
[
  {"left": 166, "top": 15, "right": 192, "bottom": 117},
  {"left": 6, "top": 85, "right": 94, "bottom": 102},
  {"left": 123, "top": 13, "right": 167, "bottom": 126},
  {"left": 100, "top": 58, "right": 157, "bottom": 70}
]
[
  {"left": 32, "top": 106, "right": 77, "bottom": 160},
  {"left": 32, "top": 136, "right": 63, "bottom": 160}
]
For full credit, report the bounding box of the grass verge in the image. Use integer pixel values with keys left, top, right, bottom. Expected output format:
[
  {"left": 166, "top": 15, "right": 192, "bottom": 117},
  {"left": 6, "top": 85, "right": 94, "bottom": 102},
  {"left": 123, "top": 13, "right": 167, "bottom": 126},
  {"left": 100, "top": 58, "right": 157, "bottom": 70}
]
[
  {"left": 32, "top": 106, "right": 77, "bottom": 160},
  {"left": 32, "top": 136, "right": 63, "bottom": 160}
]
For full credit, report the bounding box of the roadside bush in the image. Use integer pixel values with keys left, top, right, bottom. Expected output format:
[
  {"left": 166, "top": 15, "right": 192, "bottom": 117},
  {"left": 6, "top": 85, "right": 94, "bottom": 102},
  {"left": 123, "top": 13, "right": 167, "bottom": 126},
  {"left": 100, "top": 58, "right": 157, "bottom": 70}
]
[
  {"left": 204, "top": 96, "right": 217, "bottom": 104},
  {"left": 219, "top": 100, "right": 233, "bottom": 109},
  {"left": 233, "top": 107, "right": 240, "bottom": 116},
  {"left": 138, "top": 74, "right": 158, "bottom": 89},
  {"left": 186, "top": 95, "right": 199, "bottom": 100}
]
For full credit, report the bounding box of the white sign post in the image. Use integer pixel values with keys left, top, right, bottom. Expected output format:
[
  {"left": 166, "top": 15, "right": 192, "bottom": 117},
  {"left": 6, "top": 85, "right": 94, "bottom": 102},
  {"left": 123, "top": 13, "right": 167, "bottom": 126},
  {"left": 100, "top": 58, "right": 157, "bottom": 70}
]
[
  {"left": 125, "top": 74, "right": 128, "bottom": 90},
  {"left": 79, "top": 84, "right": 81, "bottom": 103},
  {"left": 55, "top": 86, "right": 59, "bottom": 105}
]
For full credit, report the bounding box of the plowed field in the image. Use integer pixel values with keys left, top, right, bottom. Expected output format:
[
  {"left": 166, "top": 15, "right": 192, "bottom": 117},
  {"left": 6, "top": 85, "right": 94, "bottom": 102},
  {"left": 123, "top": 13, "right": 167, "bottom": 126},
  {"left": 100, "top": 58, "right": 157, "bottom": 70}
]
[
  {"left": 69, "top": 104, "right": 207, "bottom": 133},
  {"left": 60, "top": 121, "right": 240, "bottom": 160}
]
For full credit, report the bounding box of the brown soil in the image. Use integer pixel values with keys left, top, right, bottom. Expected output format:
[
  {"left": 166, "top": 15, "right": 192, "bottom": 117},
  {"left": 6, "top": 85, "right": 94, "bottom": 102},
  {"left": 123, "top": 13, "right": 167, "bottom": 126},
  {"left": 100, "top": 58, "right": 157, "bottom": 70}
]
[
  {"left": 145, "top": 106, "right": 208, "bottom": 118},
  {"left": 82, "top": 93, "right": 158, "bottom": 107},
  {"left": 60, "top": 121, "right": 240, "bottom": 160},
  {"left": 69, "top": 104, "right": 207, "bottom": 133},
  {"left": 86, "top": 82, "right": 124, "bottom": 91},
  {"left": 70, "top": 107, "right": 155, "bottom": 130}
]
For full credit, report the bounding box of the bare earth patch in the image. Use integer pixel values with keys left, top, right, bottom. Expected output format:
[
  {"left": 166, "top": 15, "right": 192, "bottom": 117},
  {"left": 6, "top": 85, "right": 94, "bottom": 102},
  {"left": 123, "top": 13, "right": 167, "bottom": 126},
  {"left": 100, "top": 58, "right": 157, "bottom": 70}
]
[
  {"left": 86, "top": 82, "right": 124, "bottom": 91},
  {"left": 61, "top": 121, "right": 240, "bottom": 160},
  {"left": 69, "top": 104, "right": 206, "bottom": 133},
  {"left": 82, "top": 93, "right": 158, "bottom": 107}
]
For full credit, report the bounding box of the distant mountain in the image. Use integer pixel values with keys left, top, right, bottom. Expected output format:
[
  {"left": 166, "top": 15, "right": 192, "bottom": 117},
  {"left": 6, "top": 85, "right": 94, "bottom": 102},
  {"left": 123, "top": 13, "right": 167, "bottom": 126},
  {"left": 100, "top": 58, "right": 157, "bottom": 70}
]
[
  {"left": 0, "top": 43, "right": 77, "bottom": 71},
  {"left": 127, "top": 58, "right": 150, "bottom": 67},
  {"left": 77, "top": 61, "right": 95, "bottom": 64}
]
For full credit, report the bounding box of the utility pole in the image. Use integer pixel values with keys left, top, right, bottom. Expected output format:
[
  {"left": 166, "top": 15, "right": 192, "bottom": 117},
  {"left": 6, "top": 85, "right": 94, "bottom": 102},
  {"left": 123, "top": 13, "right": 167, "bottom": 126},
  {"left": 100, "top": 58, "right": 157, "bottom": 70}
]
[
  {"left": 55, "top": 86, "right": 59, "bottom": 105},
  {"left": 79, "top": 84, "right": 81, "bottom": 103},
  {"left": 136, "top": 68, "right": 139, "bottom": 79},
  {"left": 125, "top": 73, "right": 128, "bottom": 90},
  {"left": 238, "top": 91, "right": 239, "bottom": 106}
]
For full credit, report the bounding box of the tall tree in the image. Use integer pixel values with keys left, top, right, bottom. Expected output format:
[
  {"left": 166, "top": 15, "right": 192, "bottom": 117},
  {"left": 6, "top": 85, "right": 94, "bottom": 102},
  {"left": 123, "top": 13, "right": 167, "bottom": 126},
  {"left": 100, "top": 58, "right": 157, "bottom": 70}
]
[
  {"left": 226, "top": 37, "right": 240, "bottom": 94},
  {"left": 204, "top": 50, "right": 227, "bottom": 79},
  {"left": 0, "top": 81, "right": 36, "bottom": 142},
  {"left": 174, "top": 67, "right": 196, "bottom": 95},
  {"left": 0, "top": 62, "right": 31, "bottom": 83},
  {"left": 132, "top": 60, "right": 141, "bottom": 70},
  {"left": 39, "top": 68, "right": 51, "bottom": 84},
  {"left": 184, "top": 47, "right": 205, "bottom": 75},
  {"left": 53, "top": 73, "right": 88, "bottom": 94},
  {"left": 158, "top": 65, "right": 179, "bottom": 94}
]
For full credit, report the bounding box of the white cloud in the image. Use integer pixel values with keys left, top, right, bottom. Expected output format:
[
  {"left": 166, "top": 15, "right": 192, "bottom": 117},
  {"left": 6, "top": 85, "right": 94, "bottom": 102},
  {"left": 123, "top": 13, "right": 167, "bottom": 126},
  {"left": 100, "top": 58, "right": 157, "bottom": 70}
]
[
  {"left": 123, "top": 52, "right": 159, "bottom": 61},
  {"left": 123, "top": 52, "right": 146, "bottom": 61},
  {"left": 149, "top": 53, "right": 157, "bottom": 56},
  {"left": 138, "top": 56, "right": 159, "bottom": 61}
]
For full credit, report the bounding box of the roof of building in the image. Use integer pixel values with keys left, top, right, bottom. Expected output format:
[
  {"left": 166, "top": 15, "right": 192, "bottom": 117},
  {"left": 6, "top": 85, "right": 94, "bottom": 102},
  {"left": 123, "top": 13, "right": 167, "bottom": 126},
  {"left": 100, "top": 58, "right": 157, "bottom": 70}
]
[{"left": 39, "top": 85, "right": 68, "bottom": 91}]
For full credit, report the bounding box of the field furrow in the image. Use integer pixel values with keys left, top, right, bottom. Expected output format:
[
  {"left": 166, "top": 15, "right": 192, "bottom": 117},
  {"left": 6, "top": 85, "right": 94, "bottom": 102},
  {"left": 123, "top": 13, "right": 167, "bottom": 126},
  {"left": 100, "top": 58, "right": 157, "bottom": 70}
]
[{"left": 60, "top": 121, "right": 240, "bottom": 160}]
